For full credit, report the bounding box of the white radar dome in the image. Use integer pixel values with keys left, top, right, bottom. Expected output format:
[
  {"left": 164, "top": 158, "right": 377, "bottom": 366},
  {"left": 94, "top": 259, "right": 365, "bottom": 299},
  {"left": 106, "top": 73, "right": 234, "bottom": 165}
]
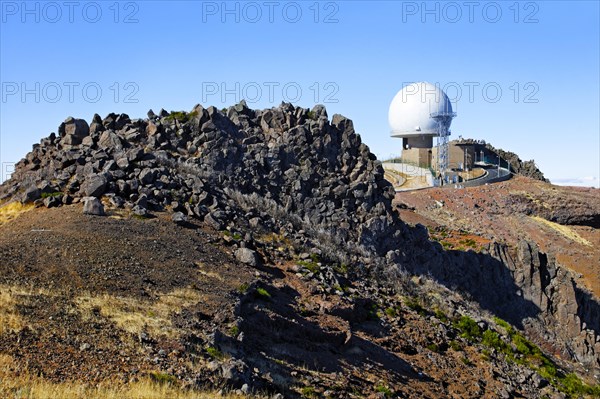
[{"left": 389, "top": 82, "right": 454, "bottom": 137}]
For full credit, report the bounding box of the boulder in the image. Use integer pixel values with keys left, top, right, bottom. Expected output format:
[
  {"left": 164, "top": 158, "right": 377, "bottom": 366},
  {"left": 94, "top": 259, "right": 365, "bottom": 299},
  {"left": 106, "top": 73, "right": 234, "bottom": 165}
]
[
  {"left": 235, "top": 248, "right": 259, "bottom": 267},
  {"left": 139, "top": 168, "right": 156, "bottom": 185},
  {"left": 132, "top": 204, "right": 148, "bottom": 217},
  {"left": 22, "top": 185, "right": 41, "bottom": 203},
  {"left": 82, "top": 197, "right": 105, "bottom": 216},
  {"left": 98, "top": 130, "right": 124, "bottom": 151},
  {"left": 172, "top": 211, "right": 188, "bottom": 225},
  {"left": 60, "top": 117, "right": 90, "bottom": 145},
  {"left": 83, "top": 174, "right": 107, "bottom": 197},
  {"left": 43, "top": 195, "right": 61, "bottom": 208}
]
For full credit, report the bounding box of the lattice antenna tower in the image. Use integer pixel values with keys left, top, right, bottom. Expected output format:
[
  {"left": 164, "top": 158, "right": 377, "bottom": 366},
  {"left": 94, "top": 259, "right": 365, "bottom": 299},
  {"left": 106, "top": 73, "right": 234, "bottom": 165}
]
[{"left": 431, "top": 100, "right": 456, "bottom": 177}]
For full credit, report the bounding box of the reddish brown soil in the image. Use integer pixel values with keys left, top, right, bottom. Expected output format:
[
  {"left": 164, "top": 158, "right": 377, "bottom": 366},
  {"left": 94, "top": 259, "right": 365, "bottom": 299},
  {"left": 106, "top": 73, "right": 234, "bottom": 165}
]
[
  {"left": 0, "top": 204, "right": 554, "bottom": 397},
  {"left": 0, "top": 205, "right": 255, "bottom": 383},
  {"left": 395, "top": 176, "right": 600, "bottom": 296}
]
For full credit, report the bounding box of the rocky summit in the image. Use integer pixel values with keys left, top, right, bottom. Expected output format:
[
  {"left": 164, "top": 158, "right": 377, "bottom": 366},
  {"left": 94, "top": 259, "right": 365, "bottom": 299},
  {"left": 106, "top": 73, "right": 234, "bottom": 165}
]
[
  {"left": 0, "top": 102, "right": 599, "bottom": 398},
  {"left": 2, "top": 102, "right": 400, "bottom": 258}
]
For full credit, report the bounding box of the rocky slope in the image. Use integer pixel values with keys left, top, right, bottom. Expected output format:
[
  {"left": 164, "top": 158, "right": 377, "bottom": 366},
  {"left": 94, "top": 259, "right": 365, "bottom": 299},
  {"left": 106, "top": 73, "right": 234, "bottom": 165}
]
[
  {"left": 484, "top": 143, "right": 549, "bottom": 182},
  {"left": 0, "top": 102, "right": 599, "bottom": 398},
  {"left": 396, "top": 178, "right": 600, "bottom": 379}
]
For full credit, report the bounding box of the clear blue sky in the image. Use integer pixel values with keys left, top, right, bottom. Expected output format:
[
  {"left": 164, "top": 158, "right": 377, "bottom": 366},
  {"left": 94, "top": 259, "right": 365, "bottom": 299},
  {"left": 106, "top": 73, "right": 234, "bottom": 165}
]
[{"left": 1, "top": 0, "right": 599, "bottom": 187}]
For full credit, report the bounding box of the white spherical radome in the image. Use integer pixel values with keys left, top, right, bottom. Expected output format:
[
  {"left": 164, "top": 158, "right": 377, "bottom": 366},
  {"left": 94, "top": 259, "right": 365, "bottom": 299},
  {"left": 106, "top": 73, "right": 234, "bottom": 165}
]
[{"left": 388, "top": 82, "right": 453, "bottom": 137}]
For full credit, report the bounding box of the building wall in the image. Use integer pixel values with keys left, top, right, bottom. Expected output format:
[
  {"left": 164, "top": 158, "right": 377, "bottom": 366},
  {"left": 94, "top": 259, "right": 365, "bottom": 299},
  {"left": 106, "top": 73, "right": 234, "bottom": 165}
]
[
  {"left": 431, "top": 143, "right": 476, "bottom": 170},
  {"left": 399, "top": 139, "right": 479, "bottom": 170},
  {"left": 401, "top": 147, "right": 432, "bottom": 168}
]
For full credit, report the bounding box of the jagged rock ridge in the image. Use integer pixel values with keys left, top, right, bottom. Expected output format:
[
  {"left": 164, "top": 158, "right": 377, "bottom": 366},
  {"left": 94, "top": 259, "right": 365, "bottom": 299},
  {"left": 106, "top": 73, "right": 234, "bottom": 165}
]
[
  {"left": 1, "top": 102, "right": 403, "bottom": 261},
  {"left": 485, "top": 143, "right": 548, "bottom": 182}
]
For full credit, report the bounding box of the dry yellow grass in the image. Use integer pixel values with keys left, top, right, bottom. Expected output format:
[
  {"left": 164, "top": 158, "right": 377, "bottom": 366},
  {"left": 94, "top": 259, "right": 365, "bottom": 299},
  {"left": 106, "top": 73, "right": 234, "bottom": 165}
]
[
  {"left": 195, "top": 262, "right": 224, "bottom": 281},
  {"left": 75, "top": 288, "right": 204, "bottom": 338},
  {"left": 531, "top": 216, "right": 591, "bottom": 246},
  {"left": 0, "top": 354, "right": 262, "bottom": 399},
  {"left": 0, "top": 289, "right": 24, "bottom": 335},
  {"left": 257, "top": 233, "right": 293, "bottom": 253},
  {"left": 0, "top": 201, "right": 34, "bottom": 227},
  {"left": 0, "top": 286, "right": 57, "bottom": 335}
]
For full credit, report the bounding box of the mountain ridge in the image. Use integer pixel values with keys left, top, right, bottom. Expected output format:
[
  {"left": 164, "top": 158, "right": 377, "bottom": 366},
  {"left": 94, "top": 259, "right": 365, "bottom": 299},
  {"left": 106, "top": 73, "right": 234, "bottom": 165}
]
[{"left": 0, "top": 101, "right": 598, "bottom": 398}]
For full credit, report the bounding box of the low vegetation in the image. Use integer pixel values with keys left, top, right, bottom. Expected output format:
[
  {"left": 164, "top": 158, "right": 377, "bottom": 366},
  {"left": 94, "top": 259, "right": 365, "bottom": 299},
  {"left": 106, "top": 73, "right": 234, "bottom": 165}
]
[
  {"left": 427, "top": 226, "right": 490, "bottom": 252},
  {"left": 205, "top": 346, "right": 226, "bottom": 360},
  {"left": 451, "top": 314, "right": 600, "bottom": 397},
  {"left": 0, "top": 353, "right": 261, "bottom": 399},
  {"left": 40, "top": 191, "right": 62, "bottom": 199},
  {"left": 297, "top": 254, "right": 321, "bottom": 274},
  {"left": 374, "top": 382, "right": 393, "bottom": 397},
  {"left": 403, "top": 296, "right": 426, "bottom": 315},
  {"left": 223, "top": 230, "right": 243, "bottom": 240},
  {"left": 75, "top": 287, "right": 203, "bottom": 338},
  {"left": 0, "top": 287, "right": 25, "bottom": 335},
  {"left": 0, "top": 285, "right": 55, "bottom": 335},
  {"left": 0, "top": 201, "right": 34, "bottom": 227},
  {"left": 530, "top": 216, "right": 591, "bottom": 246},
  {"left": 453, "top": 315, "right": 482, "bottom": 341},
  {"left": 255, "top": 287, "right": 271, "bottom": 299},
  {"left": 163, "top": 110, "right": 199, "bottom": 124}
]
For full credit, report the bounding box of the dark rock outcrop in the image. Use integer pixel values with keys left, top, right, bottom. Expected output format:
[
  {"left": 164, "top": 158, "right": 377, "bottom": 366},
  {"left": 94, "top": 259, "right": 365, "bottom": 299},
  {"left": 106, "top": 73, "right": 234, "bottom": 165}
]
[
  {"left": 0, "top": 102, "right": 400, "bottom": 260},
  {"left": 485, "top": 143, "right": 548, "bottom": 182}
]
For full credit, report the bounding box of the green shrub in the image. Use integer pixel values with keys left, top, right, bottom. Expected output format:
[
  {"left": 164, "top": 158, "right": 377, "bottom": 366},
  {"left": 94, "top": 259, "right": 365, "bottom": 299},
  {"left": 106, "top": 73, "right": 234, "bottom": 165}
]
[
  {"left": 426, "top": 343, "right": 440, "bottom": 352},
  {"left": 301, "top": 386, "right": 317, "bottom": 398},
  {"left": 228, "top": 325, "right": 239, "bottom": 337},
  {"left": 297, "top": 259, "right": 320, "bottom": 274},
  {"left": 367, "top": 303, "right": 379, "bottom": 321},
  {"left": 512, "top": 333, "right": 534, "bottom": 355},
  {"left": 206, "top": 346, "right": 225, "bottom": 360},
  {"left": 493, "top": 316, "right": 514, "bottom": 336},
  {"left": 559, "top": 373, "right": 588, "bottom": 395},
  {"left": 449, "top": 340, "right": 462, "bottom": 351},
  {"left": 334, "top": 263, "right": 348, "bottom": 274},
  {"left": 237, "top": 283, "right": 249, "bottom": 294},
  {"left": 460, "top": 238, "right": 477, "bottom": 248},
  {"left": 164, "top": 110, "right": 198, "bottom": 123},
  {"left": 481, "top": 349, "right": 491, "bottom": 361},
  {"left": 441, "top": 241, "right": 453, "bottom": 249},
  {"left": 454, "top": 315, "right": 481, "bottom": 341},
  {"left": 537, "top": 359, "right": 557, "bottom": 380},
  {"left": 223, "top": 230, "right": 242, "bottom": 240},
  {"left": 434, "top": 308, "right": 448, "bottom": 322},
  {"left": 482, "top": 330, "right": 510, "bottom": 354},
  {"left": 255, "top": 287, "right": 271, "bottom": 299},
  {"left": 385, "top": 307, "right": 398, "bottom": 318},
  {"left": 474, "top": 324, "right": 600, "bottom": 397},
  {"left": 374, "top": 382, "right": 392, "bottom": 397},
  {"left": 404, "top": 297, "right": 425, "bottom": 315}
]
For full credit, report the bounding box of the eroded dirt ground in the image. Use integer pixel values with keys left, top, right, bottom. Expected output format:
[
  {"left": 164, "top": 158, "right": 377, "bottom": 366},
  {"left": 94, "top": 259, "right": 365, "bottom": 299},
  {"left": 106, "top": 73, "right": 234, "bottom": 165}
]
[
  {"left": 394, "top": 176, "right": 600, "bottom": 296},
  {"left": 0, "top": 203, "right": 559, "bottom": 397}
]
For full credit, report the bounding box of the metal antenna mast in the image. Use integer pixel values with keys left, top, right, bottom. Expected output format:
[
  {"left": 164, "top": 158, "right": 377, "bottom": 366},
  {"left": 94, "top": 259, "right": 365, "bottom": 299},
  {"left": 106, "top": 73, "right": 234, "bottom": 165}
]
[{"left": 431, "top": 105, "right": 456, "bottom": 179}]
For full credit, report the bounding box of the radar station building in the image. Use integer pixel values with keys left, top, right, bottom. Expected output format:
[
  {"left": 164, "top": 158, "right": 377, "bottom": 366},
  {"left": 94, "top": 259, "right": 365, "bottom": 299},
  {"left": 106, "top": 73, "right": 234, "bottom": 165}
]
[{"left": 388, "top": 82, "right": 457, "bottom": 173}]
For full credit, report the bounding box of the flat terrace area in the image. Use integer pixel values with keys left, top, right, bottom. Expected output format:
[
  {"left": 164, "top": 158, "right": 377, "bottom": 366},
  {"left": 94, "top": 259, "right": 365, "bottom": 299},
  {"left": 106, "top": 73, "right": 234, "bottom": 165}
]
[{"left": 382, "top": 162, "right": 494, "bottom": 191}]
